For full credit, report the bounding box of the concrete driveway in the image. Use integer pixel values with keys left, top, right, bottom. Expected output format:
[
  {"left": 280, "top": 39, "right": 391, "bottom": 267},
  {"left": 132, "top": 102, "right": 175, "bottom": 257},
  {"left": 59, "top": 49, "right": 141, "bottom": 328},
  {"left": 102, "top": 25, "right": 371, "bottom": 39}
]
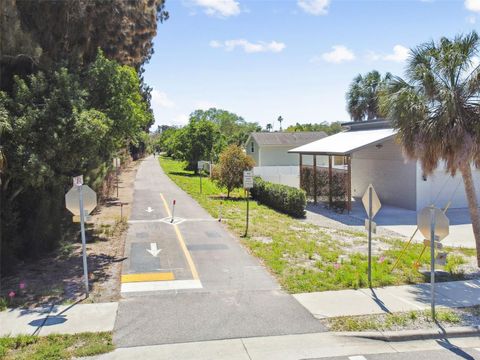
[{"left": 307, "top": 201, "right": 477, "bottom": 249}]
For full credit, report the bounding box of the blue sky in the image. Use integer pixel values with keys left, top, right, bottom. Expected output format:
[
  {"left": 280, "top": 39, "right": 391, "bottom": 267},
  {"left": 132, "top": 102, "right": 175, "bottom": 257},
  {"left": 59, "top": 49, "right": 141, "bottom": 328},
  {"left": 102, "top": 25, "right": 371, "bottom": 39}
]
[{"left": 144, "top": 0, "right": 480, "bottom": 130}]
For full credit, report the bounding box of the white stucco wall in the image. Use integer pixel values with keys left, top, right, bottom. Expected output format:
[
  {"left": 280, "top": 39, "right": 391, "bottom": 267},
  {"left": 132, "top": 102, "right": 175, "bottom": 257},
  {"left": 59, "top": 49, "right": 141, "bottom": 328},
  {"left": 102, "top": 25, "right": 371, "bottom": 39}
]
[
  {"left": 351, "top": 139, "right": 417, "bottom": 210},
  {"left": 416, "top": 162, "right": 480, "bottom": 210},
  {"left": 259, "top": 146, "right": 302, "bottom": 166},
  {"left": 253, "top": 166, "right": 300, "bottom": 188}
]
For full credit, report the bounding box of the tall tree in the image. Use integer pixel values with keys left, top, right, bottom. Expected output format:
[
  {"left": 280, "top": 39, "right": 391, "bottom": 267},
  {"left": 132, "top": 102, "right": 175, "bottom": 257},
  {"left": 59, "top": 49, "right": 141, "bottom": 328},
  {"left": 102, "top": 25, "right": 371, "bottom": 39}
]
[
  {"left": 346, "top": 70, "right": 391, "bottom": 121},
  {"left": 277, "top": 116, "right": 283, "bottom": 131},
  {"left": 380, "top": 31, "right": 480, "bottom": 266},
  {"left": 266, "top": 123, "right": 272, "bottom": 132},
  {"left": 214, "top": 144, "right": 255, "bottom": 198}
]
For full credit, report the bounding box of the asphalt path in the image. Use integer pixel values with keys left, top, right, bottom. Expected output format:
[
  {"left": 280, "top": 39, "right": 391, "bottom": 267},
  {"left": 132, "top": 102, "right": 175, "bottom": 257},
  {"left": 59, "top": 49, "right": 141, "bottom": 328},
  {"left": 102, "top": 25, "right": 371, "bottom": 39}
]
[{"left": 114, "top": 156, "right": 325, "bottom": 347}]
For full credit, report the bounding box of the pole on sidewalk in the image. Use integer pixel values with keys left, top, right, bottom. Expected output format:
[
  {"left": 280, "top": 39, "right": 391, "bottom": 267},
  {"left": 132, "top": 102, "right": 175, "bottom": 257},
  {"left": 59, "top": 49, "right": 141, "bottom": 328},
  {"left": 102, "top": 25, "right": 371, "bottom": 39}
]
[
  {"left": 430, "top": 205, "right": 436, "bottom": 319},
  {"left": 199, "top": 172, "right": 202, "bottom": 194},
  {"left": 368, "top": 186, "right": 372, "bottom": 287},
  {"left": 78, "top": 185, "right": 89, "bottom": 297}
]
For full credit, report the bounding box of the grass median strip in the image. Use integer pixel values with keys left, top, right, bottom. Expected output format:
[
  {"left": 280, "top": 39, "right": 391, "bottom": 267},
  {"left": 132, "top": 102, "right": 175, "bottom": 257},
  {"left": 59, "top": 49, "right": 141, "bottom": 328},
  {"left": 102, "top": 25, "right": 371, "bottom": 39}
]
[
  {"left": 159, "top": 157, "right": 474, "bottom": 293},
  {"left": 0, "top": 331, "right": 113, "bottom": 359},
  {"left": 325, "top": 306, "right": 480, "bottom": 332}
]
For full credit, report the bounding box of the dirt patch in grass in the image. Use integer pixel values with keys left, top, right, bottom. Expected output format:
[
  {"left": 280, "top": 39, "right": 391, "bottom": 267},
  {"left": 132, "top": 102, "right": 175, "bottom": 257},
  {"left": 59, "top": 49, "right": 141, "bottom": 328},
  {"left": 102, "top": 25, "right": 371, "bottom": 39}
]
[
  {"left": 0, "top": 160, "right": 140, "bottom": 309},
  {"left": 0, "top": 331, "right": 113, "bottom": 359},
  {"left": 324, "top": 306, "right": 480, "bottom": 332}
]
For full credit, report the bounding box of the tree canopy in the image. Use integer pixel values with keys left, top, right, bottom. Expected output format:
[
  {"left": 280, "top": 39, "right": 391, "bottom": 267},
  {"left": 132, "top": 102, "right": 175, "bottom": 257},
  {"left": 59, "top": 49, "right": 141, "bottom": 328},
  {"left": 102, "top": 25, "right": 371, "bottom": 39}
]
[
  {"left": 155, "top": 108, "right": 260, "bottom": 168},
  {"left": 285, "top": 122, "right": 343, "bottom": 135},
  {"left": 346, "top": 70, "right": 391, "bottom": 121},
  {"left": 380, "top": 31, "right": 480, "bottom": 265}
]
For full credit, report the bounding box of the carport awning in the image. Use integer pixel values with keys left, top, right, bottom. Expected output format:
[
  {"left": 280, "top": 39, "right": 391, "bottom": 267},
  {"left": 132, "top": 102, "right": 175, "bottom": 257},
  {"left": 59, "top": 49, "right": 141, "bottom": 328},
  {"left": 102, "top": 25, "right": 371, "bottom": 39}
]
[{"left": 288, "top": 128, "right": 397, "bottom": 156}]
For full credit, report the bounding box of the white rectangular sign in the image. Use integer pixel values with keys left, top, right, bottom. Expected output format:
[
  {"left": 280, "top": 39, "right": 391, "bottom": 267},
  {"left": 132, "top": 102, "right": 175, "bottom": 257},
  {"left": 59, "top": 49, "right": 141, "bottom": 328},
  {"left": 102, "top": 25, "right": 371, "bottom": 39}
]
[
  {"left": 113, "top": 158, "right": 121, "bottom": 168},
  {"left": 197, "top": 160, "right": 208, "bottom": 171},
  {"left": 73, "top": 175, "right": 83, "bottom": 186},
  {"left": 243, "top": 170, "right": 254, "bottom": 189}
]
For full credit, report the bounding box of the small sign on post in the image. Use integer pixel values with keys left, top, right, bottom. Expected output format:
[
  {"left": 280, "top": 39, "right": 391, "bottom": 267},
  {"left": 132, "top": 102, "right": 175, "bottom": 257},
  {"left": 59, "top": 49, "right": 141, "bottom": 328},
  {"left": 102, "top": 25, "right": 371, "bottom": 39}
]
[
  {"left": 362, "top": 184, "right": 381, "bottom": 287},
  {"left": 65, "top": 179, "right": 97, "bottom": 297},
  {"left": 73, "top": 175, "right": 83, "bottom": 187},
  {"left": 418, "top": 205, "right": 449, "bottom": 319},
  {"left": 243, "top": 170, "right": 254, "bottom": 237}
]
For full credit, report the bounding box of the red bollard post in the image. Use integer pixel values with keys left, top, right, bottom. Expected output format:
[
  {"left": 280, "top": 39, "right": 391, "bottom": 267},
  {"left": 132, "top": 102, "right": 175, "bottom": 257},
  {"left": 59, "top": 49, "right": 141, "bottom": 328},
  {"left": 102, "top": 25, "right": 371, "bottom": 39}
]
[{"left": 171, "top": 200, "right": 176, "bottom": 223}]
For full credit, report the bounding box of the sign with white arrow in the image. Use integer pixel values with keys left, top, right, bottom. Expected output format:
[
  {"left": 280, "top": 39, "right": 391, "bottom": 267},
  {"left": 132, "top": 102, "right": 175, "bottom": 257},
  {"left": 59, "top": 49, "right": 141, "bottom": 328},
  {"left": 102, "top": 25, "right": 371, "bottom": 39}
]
[
  {"left": 145, "top": 207, "right": 154, "bottom": 213},
  {"left": 146, "top": 243, "right": 161, "bottom": 257}
]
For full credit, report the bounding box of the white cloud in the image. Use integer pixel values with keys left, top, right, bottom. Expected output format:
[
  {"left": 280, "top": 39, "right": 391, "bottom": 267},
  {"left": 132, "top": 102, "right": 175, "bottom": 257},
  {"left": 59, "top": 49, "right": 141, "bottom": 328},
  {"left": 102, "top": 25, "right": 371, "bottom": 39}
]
[
  {"left": 209, "top": 40, "right": 222, "bottom": 48},
  {"left": 195, "top": 100, "right": 219, "bottom": 110},
  {"left": 151, "top": 89, "right": 174, "bottom": 108},
  {"left": 192, "top": 0, "right": 240, "bottom": 17},
  {"left": 366, "top": 45, "right": 410, "bottom": 63},
  {"left": 317, "top": 45, "right": 355, "bottom": 63},
  {"left": 465, "top": 0, "right": 480, "bottom": 12},
  {"left": 210, "top": 39, "right": 286, "bottom": 53},
  {"left": 297, "top": 0, "right": 330, "bottom": 15},
  {"left": 472, "top": 56, "right": 480, "bottom": 70},
  {"left": 384, "top": 45, "right": 410, "bottom": 62},
  {"left": 173, "top": 113, "right": 189, "bottom": 125}
]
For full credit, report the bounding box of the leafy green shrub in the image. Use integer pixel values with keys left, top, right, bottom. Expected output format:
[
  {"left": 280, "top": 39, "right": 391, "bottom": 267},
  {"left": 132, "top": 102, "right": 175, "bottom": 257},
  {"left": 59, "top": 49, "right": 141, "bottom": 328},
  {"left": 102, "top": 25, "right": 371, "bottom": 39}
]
[
  {"left": 213, "top": 144, "right": 255, "bottom": 197},
  {"left": 251, "top": 177, "right": 306, "bottom": 218}
]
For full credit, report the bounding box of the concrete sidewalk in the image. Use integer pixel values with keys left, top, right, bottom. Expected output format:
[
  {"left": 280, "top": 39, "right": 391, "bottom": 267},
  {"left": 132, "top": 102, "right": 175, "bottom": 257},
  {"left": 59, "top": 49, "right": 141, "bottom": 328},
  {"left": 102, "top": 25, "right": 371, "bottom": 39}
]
[
  {"left": 86, "top": 331, "right": 480, "bottom": 360},
  {"left": 294, "top": 279, "right": 480, "bottom": 319},
  {"left": 0, "top": 301, "right": 117, "bottom": 336}
]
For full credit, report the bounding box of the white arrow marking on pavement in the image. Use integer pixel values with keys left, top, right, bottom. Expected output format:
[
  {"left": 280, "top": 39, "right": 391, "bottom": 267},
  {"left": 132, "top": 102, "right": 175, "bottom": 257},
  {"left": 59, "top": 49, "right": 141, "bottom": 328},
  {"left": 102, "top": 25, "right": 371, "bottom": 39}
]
[
  {"left": 145, "top": 207, "right": 154, "bottom": 213},
  {"left": 146, "top": 243, "right": 162, "bottom": 257}
]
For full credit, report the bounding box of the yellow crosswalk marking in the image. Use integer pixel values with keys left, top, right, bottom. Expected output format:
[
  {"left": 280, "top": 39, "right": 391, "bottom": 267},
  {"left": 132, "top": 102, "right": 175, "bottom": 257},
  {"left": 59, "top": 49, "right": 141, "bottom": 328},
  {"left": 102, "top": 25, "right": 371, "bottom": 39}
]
[{"left": 121, "top": 272, "right": 175, "bottom": 283}]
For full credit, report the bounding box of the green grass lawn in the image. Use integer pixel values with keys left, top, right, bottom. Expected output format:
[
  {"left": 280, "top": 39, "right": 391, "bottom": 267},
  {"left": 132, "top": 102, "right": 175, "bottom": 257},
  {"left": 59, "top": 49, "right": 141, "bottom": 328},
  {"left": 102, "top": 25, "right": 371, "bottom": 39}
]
[
  {"left": 0, "top": 332, "right": 113, "bottom": 359},
  {"left": 160, "top": 157, "right": 470, "bottom": 293}
]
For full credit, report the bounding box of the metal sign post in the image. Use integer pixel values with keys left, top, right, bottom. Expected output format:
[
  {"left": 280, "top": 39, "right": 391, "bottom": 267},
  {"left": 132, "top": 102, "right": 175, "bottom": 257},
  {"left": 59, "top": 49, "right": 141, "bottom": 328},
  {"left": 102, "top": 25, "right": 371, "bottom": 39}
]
[
  {"left": 362, "top": 184, "right": 381, "bottom": 287},
  {"left": 368, "top": 187, "right": 372, "bottom": 286},
  {"left": 66, "top": 176, "right": 98, "bottom": 297},
  {"left": 417, "top": 205, "right": 449, "bottom": 320},
  {"left": 243, "top": 170, "right": 254, "bottom": 237},
  {"left": 429, "top": 206, "right": 436, "bottom": 319},
  {"left": 244, "top": 189, "right": 250, "bottom": 237},
  {"left": 219, "top": 201, "right": 223, "bottom": 222},
  {"left": 78, "top": 183, "right": 89, "bottom": 297}
]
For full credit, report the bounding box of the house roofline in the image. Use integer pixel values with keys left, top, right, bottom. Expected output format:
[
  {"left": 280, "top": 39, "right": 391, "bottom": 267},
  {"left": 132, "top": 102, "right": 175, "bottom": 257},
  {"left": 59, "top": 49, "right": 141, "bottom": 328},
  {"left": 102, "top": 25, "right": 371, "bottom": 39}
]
[{"left": 341, "top": 119, "right": 392, "bottom": 131}]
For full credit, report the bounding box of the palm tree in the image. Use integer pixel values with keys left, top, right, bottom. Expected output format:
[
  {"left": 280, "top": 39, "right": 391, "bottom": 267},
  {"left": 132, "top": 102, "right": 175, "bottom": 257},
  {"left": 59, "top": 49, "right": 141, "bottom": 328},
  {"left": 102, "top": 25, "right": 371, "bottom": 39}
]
[
  {"left": 346, "top": 70, "right": 391, "bottom": 121},
  {"left": 277, "top": 116, "right": 283, "bottom": 131},
  {"left": 381, "top": 31, "right": 480, "bottom": 266},
  {"left": 266, "top": 123, "right": 272, "bottom": 132}
]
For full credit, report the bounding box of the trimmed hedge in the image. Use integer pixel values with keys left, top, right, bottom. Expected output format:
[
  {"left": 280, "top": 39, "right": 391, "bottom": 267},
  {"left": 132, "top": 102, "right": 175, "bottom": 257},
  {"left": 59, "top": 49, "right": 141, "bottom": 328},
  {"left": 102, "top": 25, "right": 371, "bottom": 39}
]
[{"left": 250, "top": 177, "right": 306, "bottom": 218}]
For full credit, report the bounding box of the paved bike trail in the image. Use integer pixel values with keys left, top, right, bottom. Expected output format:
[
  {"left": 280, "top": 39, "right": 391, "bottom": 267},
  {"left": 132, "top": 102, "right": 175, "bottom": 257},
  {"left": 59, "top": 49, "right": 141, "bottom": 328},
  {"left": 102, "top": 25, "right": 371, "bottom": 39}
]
[{"left": 114, "top": 156, "right": 325, "bottom": 347}]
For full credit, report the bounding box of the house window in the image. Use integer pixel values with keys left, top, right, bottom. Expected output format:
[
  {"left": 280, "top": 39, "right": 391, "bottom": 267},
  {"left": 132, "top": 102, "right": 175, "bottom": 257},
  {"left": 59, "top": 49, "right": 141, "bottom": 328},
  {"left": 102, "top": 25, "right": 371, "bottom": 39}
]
[{"left": 251, "top": 142, "right": 254, "bottom": 153}]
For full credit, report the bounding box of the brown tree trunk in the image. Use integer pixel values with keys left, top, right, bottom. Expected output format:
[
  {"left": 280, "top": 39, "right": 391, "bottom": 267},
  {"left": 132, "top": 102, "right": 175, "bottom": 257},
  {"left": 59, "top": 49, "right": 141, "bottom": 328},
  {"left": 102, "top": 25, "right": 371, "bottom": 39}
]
[{"left": 460, "top": 164, "right": 480, "bottom": 267}]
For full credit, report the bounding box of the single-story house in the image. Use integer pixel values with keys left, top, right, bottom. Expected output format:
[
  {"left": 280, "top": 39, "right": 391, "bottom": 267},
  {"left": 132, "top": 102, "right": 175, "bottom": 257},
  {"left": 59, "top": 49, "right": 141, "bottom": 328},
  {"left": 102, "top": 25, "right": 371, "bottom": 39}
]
[
  {"left": 245, "top": 132, "right": 327, "bottom": 187},
  {"left": 289, "top": 119, "right": 480, "bottom": 211}
]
